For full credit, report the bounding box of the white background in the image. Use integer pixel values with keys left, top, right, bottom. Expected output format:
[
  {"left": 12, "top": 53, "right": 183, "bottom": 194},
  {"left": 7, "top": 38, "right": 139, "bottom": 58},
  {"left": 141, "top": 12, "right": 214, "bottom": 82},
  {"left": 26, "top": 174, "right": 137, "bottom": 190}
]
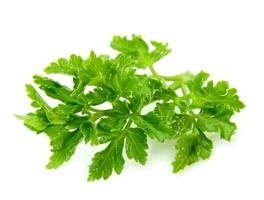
[{"left": 0, "top": 0, "right": 263, "bottom": 199}]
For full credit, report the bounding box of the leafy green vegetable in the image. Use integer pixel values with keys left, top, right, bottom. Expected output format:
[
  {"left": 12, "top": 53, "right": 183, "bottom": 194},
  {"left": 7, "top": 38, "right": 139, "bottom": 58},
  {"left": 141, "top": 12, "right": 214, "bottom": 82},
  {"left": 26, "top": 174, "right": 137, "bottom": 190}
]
[
  {"left": 88, "top": 137, "right": 125, "bottom": 181},
  {"left": 172, "top": 127, "right": 213, "bottom": 173},
  {"left": 125, "top": 128, "right": 148, "bottom": 165},
  {"left": 46, "top": 128, "right": 83, "bottom": 169},
  {"left": 17, "top": 34, "right": 245, "bottom": 181}
]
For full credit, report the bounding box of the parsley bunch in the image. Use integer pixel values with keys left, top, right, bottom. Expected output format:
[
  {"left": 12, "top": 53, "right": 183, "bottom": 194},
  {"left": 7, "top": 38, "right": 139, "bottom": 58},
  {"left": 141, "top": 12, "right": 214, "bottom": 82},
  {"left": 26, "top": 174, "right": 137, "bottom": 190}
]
[{"left": 17, "top": 35, "right": 245, "bottom": 181}]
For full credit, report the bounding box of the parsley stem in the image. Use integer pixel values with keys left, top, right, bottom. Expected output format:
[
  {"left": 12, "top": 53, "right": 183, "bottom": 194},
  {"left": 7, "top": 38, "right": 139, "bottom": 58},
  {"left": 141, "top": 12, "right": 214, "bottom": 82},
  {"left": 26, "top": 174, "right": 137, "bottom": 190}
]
[
  {"left": 160, "top": 71, "right": 194, "bottom": 82},
  {"left": 148, "top": 64, "right": 159, "bottom": 78},
  {"left": 124, "top": 119, "right": 132, "bottom": 129},
  {"left": 148, "top": 64, "right": 194, "bottom": 84},
  {"left": 90, "top": 111, "right": 104, "bottom": 122},
  {"left": 181, "top": 84, "right": 188, "bottom": 96}
]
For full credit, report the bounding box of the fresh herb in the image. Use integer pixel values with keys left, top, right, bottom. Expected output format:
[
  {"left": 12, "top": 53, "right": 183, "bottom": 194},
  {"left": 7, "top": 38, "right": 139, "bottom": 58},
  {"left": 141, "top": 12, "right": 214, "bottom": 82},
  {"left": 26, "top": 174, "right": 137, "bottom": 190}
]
[{"left": 17, "top": 34, "right": 245, "bottom": 181}]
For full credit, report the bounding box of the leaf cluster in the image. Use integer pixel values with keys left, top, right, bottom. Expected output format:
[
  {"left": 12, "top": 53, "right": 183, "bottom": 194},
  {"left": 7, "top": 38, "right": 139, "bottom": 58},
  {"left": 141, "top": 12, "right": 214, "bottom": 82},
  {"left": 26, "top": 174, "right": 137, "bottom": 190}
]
[{"left": 17, "top": 34, "right": 245, "bottom": 181}]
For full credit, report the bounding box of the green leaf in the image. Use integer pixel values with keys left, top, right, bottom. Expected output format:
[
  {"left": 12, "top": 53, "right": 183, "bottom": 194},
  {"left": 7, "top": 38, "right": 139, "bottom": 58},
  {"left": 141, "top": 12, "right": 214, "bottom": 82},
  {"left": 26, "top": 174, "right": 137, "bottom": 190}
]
[
  {"left": 188, "top": 71, "right": 245, "bottom": 113},
  {"left": 172, "top": 114, "right": 194, "bottom": 135},
  {"left": 52, "top": 104, "right": 82, "bottom": 116},
  {"left": 111, "top": 34, "right": 171, "bottom": 68},
  {"left": 149, "top": 41, "right": 171, "bottom": 63},
  {"left": 111, "top": 34, "right": 149, "bottom": 55},
  {"left": 45, "top": 53, "right": 103, "bottom": 95},
  {"left": 82, "top": 51, "right": 110, "bottom": 86},
  {"left": 98, "top": 100, "right": 130, "bottom": 132},
  {"left": 44, "top": 54, "right": 81, "bottom": 76},
  {"left": 104, "top": 64, "right": 143, "bottom": 97},
  {"left": 154, "top": 102, "right": 176, "bottom": 123},
  {"left": 197, "top": 114, "right": 236, "bottom": 141},
  {"left": 24, "top": 85, "right": 66, "bottom": 124},
  {"left": 46, "top": 129, "right": 83, "bottom": 169},
  {"left": 172, "top": 128, "right": 213, "bottom": 173},
  {"left": 88, "top": 138, "right": 125, "bottom": 181},
  {"left": 132, "top": 112, "right": 174, "bottom": 142},
  {"left": 125, "top": 128, "right": 148, "bottom": 165},
  {"left": 85, "top": 86, "right": 117, "bottom": 105},
  {"left": 44, "top": 125, "right": 64, "bottom": 140},
  {"left": 33, "top": 75, "right": 81, "bottom": 104},
  {"left": 80, "top": 121, "right": 98, "bottom": 144},
  {"left": 16, "top": 111, "right": 49, "bottom": 133},
  {"left": 25, "top": 84, "right": 51, "bottom": 110}
]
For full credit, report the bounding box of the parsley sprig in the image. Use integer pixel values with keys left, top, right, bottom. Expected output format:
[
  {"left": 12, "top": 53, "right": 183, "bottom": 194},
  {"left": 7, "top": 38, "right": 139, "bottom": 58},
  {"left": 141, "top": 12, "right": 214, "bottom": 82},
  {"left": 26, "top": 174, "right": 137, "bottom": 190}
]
[{"left": 17, "top": 34, "right": 245, "bottom": 181}]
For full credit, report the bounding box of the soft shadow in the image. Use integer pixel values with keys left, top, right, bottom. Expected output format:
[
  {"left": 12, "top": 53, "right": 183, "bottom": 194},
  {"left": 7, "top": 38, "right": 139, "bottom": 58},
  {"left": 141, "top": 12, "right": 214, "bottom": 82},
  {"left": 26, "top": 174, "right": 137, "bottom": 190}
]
[{"left": 147, "top": 138, "right": 176, "bottom": 163}]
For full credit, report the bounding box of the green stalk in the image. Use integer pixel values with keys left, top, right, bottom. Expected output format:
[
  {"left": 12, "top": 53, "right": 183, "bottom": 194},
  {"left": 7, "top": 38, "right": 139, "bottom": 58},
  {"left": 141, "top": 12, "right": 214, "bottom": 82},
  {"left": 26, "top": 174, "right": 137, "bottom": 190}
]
[{"left": 147, "top": 64, "right": 194, "bottom": 89}]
